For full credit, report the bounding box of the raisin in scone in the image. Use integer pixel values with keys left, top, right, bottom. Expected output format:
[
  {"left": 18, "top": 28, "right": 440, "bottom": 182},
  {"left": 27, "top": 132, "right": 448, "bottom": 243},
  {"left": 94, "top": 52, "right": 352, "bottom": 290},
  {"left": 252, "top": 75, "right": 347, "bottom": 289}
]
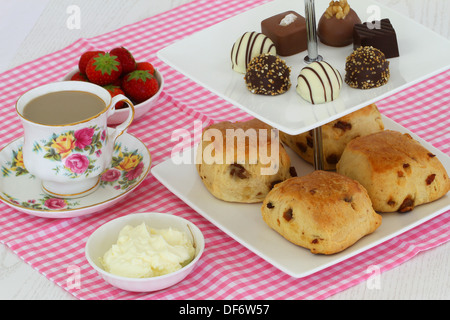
[
  {"left": 196, "top": 118, "right": 294, "bottom": 203},
  {"left": 280, "top": 104, "right": 384, "bottom": 170},
  {"left": 261, "top": 171, "right": 382, "bottom": 254},
  {"left": 336, "top": 130, "right": 450, "bottom": 212}
]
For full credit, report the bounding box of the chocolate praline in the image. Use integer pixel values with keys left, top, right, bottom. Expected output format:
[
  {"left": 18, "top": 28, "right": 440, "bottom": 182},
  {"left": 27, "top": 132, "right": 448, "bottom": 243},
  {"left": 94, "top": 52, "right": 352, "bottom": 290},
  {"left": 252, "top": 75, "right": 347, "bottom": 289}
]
[
  {"left": 353, "top": 18, "right": 400, "bottom": 58},
  {"left": 261, "top": 11, "right": 308, "bottom": 56},
  {"left": 345, "top": 46, "right": 390, "bottom": 90},
  {"left": 245, "top": 53, "right": 291, "bottom": 96},
  {"left": 318, "top": 9, "right": 361, "bottom": 47}
]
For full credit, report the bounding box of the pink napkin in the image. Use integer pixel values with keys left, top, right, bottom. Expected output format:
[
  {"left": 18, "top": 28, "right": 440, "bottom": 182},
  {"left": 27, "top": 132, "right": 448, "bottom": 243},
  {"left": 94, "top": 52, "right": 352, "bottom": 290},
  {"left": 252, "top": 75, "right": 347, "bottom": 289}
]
[{"left": 0, "top": 0, "right": 448, "bottom": 300}]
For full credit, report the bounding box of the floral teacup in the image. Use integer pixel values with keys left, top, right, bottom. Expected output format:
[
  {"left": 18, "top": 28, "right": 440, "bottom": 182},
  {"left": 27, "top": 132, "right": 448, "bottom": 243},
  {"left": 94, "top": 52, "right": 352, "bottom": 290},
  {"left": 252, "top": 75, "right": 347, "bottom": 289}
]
[{"left": 16, "top": 81, "right": 134, "bottom": 198}]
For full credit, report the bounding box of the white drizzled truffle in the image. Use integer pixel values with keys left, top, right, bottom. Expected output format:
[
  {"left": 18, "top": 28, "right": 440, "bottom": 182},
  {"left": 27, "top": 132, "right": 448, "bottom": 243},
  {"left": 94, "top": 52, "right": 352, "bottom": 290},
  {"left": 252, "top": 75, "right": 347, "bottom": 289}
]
[
  {"left": 296, "top": 61, "right": 342, "bottom": 104},
  {"left": 231, "top": 32, "right": 277, "bottom": 74}
]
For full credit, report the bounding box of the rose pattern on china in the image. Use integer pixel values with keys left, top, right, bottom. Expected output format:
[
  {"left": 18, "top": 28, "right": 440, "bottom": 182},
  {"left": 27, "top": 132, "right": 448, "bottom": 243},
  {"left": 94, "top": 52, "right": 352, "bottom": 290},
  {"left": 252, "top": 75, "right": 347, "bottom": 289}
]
[
  {"left": 125, "top": 161, "right": 144, "bottom": 181},
  {"left": 32, "top": 125, "right": 106, "bottom": 178},
  {"left": 74, "top": 127, "right": 96, "bottom": 149},
  {"left": 101, "top": 169, "right": 121, "bottom": 182},
  {"left": 51, "top": 133, "right": 75, "bottom": 159},
  {"left": 1, "top": 147, "right": 29, "bottom": 177},
  {"left": 64, "top": 154, "right": 91, "bottom": 174},
  {"left": 100, "top": 143, "right": 145, "bottom": 190},
  {"left": 44, "top": 197, "right": 69, "bottom": 210},
  {"left": 2, "top": 192, "right": 79, "bottom": 211}
]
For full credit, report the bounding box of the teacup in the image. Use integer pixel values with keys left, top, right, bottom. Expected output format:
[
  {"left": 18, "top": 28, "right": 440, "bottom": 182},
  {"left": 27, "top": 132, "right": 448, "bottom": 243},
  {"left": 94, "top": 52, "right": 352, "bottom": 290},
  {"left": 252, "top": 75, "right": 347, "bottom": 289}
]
[{"left": 16, "top": 81, "right": 134, "bottom": 198}]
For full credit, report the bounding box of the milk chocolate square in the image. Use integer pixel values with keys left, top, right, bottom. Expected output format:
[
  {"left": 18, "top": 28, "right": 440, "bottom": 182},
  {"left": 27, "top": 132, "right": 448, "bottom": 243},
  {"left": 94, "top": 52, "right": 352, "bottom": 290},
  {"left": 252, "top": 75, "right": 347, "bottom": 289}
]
[
  {"left": 261, "top": 11, "right": 307, "bottom": 56},
  {"left": 353, "top": 18, "right": 399, "bottom": 58}
]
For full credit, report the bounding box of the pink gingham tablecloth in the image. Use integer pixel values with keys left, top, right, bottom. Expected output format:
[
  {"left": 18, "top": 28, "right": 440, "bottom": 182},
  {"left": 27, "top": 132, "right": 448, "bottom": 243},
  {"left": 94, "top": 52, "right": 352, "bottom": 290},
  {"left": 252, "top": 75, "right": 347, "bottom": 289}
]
[{"left": 0, "top": 0, "right": 449, "bottom": 300}]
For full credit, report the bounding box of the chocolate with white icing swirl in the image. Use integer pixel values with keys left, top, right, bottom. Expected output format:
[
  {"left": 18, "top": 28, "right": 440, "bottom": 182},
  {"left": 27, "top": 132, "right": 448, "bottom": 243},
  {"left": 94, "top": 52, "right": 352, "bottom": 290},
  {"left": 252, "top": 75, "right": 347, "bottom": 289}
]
[
  {"left": 296, "top": 61, "right": 342, "bottom": 104},
  {"left": 231, "top": 32, "right": 277, "bottom": 74}
]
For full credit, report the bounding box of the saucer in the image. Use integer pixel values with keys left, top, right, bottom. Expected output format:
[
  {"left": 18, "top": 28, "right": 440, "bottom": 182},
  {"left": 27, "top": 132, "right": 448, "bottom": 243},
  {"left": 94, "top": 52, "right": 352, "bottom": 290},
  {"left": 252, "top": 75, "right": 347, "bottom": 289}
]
[{"left": 0, "top": 131, "right": 151, "bottom": 218}]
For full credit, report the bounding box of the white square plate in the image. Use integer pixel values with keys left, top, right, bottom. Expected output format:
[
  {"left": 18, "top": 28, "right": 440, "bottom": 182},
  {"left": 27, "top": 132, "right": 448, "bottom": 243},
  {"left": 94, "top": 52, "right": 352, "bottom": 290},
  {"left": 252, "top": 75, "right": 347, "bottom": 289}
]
[
  {"left": 151, "top": 116, "right": 450, "bottom": 277},
  {"left": 157, "top": 0, "right": 450, "bottom": 135}
]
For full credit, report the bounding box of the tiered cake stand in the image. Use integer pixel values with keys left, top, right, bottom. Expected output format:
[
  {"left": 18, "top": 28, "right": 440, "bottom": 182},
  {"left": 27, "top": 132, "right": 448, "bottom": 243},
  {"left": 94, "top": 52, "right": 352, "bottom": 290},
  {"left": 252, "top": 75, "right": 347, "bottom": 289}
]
[
  {"left": 152, "top": 0, "right": 450, "bottom": 277},
  {"left": 303, "top": 0, "right": 324, "bottom": 170}
]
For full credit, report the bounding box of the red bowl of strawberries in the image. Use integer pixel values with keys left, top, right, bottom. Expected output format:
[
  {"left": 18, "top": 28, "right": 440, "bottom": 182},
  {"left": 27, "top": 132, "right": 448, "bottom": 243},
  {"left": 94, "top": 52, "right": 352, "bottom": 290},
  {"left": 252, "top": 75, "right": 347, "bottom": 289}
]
[{"left": 63, "top": 47, "right": 164, "bottom": 125}]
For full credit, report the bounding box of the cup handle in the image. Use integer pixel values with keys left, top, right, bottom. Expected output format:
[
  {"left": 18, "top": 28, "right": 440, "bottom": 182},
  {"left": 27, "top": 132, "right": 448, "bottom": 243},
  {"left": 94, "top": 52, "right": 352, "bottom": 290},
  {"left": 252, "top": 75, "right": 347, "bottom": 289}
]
[{"left": 108, "top": 94, "right": 135, "bottom": 141}]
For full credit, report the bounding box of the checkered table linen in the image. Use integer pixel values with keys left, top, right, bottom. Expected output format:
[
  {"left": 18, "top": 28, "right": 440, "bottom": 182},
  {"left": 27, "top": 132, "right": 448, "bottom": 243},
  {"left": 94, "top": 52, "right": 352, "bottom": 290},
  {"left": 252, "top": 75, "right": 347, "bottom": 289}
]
[{"left": 0, "top": 0, "right": 449, "bottom": 300}]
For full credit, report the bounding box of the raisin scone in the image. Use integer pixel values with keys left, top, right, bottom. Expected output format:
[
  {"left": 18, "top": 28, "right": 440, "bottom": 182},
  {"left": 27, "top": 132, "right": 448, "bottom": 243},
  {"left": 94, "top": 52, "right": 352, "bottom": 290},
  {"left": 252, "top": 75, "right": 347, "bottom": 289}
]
[
  {"left": 196, "top": 118, "right": 294, "bottom": 203},
  {"left": 261, "top": 171, "right": 382, "bottom": 254},
  {"left": 336, "top": 130, "right": 450, "bottom": 212},
  {"left": 280, "top": 103, "right": 384, "bottom": 170}
]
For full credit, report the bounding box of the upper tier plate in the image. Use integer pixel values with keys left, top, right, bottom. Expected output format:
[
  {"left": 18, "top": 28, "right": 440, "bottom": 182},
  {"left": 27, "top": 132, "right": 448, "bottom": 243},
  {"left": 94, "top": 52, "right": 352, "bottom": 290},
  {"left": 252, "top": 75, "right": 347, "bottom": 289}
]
[{"left": 157, "top": 0, "right": 450, "bottom": 135}]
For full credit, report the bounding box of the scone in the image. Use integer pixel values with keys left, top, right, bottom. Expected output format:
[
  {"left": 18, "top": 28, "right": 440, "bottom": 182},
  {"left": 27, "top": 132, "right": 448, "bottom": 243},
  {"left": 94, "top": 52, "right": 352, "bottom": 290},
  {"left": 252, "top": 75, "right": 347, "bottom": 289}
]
[
  {"left": 261, "top": 171, "right": 382, "bottom": 254},
  {"left": 280, "top": 104, "right": 384, "bottom": 170},
  {"left": 336, "top": 130, "right": 450, "bottom": 212},
  {"left": 196, "top": 118, "right": 294, "bottom": 203}
]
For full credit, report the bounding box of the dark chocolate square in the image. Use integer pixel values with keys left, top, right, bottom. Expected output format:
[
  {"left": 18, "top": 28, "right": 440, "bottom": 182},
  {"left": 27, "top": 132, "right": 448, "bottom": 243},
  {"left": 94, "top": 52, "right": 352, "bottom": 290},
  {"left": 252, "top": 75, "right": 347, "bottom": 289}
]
[
  {"left": 353, "top": 18, "right": 399, "bottom": 58},
  {"left": 261, "top": 11, "right": 307, "bottom": 56}
]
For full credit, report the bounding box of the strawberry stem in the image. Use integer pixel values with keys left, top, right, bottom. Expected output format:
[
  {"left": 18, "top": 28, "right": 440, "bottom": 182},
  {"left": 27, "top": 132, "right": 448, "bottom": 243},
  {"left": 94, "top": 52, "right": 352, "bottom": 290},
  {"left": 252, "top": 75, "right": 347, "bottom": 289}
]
[{"left": 92, "top": 53, "right": 121, "bottom": 75}]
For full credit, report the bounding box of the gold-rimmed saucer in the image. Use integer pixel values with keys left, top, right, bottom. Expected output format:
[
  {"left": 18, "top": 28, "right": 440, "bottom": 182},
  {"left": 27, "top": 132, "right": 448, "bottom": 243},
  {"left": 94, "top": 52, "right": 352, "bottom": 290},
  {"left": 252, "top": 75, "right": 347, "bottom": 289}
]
[{"left": 0, "top": 130, "right": 151, "bottom": 219}]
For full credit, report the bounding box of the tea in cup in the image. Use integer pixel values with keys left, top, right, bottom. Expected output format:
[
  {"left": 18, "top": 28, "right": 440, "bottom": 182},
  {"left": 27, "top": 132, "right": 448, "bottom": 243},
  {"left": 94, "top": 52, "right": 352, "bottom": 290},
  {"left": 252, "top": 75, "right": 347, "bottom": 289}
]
[{"left": 16, "top": 81, "right": 135, "bottom": 198}]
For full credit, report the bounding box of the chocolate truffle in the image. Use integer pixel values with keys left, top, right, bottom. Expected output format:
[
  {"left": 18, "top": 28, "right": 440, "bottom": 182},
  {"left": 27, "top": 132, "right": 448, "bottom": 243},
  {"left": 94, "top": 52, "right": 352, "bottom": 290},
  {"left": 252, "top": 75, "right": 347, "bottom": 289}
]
[
  {"left": 231, "top": 32, "right": 276, "bottom": 74},
  {"left": 261, "top": 11, "right": 308, "bottom": 56},
  {"left": 245, "top": 53, "right": 291, "bottom": 95},
  {"left": 318, "top": 0, "right": 361, "bottom": 47},
  {"left": 353, "top": 19, "right": 399, "bottom": 58},
  {"left": 345, "top": 46, "right": 390, "bottom": 89},
  {"left": 296, "top": 61, "right": 343, "bottom": 104}
]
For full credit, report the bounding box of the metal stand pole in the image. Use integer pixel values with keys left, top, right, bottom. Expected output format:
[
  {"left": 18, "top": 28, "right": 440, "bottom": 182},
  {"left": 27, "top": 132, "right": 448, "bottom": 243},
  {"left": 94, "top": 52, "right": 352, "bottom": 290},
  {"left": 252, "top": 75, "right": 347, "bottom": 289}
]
[
  {"left": 304, "top": 0, "right": 324, "bottom": 170},
  {"left": 312, "top": 127, "right": 324, "bottom": 170},
  {"left": 304, "top": 0, "right": 323, "bottom": 63}
]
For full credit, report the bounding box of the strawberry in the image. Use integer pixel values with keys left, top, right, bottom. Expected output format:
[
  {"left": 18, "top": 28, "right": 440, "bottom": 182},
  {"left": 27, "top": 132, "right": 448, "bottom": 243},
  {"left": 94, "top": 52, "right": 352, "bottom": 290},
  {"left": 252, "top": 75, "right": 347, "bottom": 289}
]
[
  {"left": 85, "top": 52, "right": 122, "bottom": 86},
  {"left": 121, "top": 70, "right": 159, "bottom": 103},
  {"left": 110, "top": 47, "right": 136, "bottom": 74},
  {"left": 103, "top": 85, "right": 127, "bottom": 109},
  {"left": 110, "top": 77, "right": 122, "bottom": 87},
  {"left": 136, "top": 61, "right": 155, "bottom": 75},
  {"left": 78, "top": 50, "right": 105, "bottom": 74},
  {"left": 70, "top": 71, "right": 88, "bottom": 82}
]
